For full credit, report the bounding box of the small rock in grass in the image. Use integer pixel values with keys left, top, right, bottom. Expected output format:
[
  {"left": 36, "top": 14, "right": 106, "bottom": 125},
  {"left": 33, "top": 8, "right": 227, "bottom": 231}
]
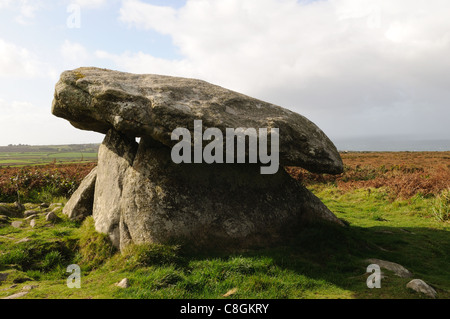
[
  {"left": 365, "top": 259, "right": 412, "bottom": 278},
  {"left": 45, "top": 211, "right": 58, "bottom": 222},
  {"left": 1, "top": 291, "right": 28, "bottom": 299},
  {"left": 25, "top": 214, "right": 37, "bottom": 220},
  {"left": 22, "top": 285, "right": 38, "bottom": 291},
  {"left": 115, "top": 278, "right": 130, "bottom": 288},
  {"left": 30, "top": 219, "right": 36, "bottom": 228},
  {"left": 14, "top": 202, "right": 25, "bottom": 212},
  {"left": 24, "top": 210, "right": 38, "bottom": 218},
  {"left": 406, "top": 279, "right": 437, "bottom": 299},
  {"left": 0, "top": 272, "right": 9, "bottom": 283},
  {"left": 223, "top": 288, "right": 238, "bottom": 297},
  {"left": 0, "top": 206, "right": 21, "bottom": 218},
  {"left": 11, "top": 221, "right": 23, "bottom": 228},
  {"left": 16, "top": 237, "right": 31, "bottom": 244}
]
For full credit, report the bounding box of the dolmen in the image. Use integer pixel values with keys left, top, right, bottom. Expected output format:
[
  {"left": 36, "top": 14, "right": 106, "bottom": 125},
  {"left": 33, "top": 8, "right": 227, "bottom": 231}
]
[{"left": 53, "top": 67, "right": 344, "bottom": 251}]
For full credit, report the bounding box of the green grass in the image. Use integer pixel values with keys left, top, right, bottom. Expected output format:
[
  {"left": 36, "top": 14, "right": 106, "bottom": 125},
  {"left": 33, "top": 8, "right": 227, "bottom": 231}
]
[
  {"left": 0, "top": 152, "right": 98, "bottom": 166},
  {"left": 0, "top": 144, "right": 99, "bottom": 166},
  {"left": 0, "top": 186, "right": 449, "bottom": 299}
]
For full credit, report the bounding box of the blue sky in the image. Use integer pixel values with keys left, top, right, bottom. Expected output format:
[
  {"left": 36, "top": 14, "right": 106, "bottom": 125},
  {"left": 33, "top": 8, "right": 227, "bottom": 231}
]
[{"left": 0, "top": 0, "right": 449, "bottom": 147}]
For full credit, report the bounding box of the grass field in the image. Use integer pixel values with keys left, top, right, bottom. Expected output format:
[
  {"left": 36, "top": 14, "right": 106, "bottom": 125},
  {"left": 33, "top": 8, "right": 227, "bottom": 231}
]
[
  {"left": 0, "top": 144, "right": 99, "bottom": 167},
  {"left": 0, "top": 151, "right": 449, "bottom": 299}
]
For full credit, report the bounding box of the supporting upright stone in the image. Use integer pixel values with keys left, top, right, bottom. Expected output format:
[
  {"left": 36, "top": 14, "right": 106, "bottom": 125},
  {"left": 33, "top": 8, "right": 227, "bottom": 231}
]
[
  {"left": 63, "top": 166, "right": 97, "bottom": 221},
  {"left": 92, "top": 129, "right": 138, "bottom": 248},
  {"left": 118, "top": 137, "right": 343, "bottom": 250}
]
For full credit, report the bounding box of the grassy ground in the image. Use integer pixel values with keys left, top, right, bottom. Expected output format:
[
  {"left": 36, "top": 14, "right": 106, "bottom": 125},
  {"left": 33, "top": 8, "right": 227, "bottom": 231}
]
[
  {"left": 0, "top": 152, "right": 449, "bottom": 299},
  {"left": 0, "top": 188, "right": 448, "bottom": 299},
  {"left": 0, "top": 144, "right": 98, "bottom": 167}
]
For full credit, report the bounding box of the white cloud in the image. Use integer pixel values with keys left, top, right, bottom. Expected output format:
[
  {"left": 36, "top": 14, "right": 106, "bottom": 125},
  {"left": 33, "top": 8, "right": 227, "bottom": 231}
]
[
  {"left": 0, "top": 0, "right": 42, "bottom": 25},
  {"left": 61, "top": 40, "right": 89, "bottom": 67},
  {"left": 112, "top": 0, "right": 450, "bottom": 139},
  {"left": 16, "top": 1, "right": 41, "bottom": 25},
  {"left": 0, "top": 0, "right": 12, "bottom": 8},
  {"left": 0, "top": 98, "right": 103, "bottom": 146},
  {"left": 73, "top": 0, "right": 107, "bottom": 9},
  {"left": 0, "top": 38, "right": 42, "bottom": 77}
]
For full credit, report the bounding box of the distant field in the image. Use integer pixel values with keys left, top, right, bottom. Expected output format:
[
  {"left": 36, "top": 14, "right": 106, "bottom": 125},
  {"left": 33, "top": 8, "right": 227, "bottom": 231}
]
[{"left": 0, "top": 144, "right": 99, "bottom": 167}]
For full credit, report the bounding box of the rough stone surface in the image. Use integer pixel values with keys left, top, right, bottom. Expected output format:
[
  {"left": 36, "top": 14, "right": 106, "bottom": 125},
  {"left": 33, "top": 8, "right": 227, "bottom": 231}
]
[
  {"left": 16, "top": 238, "right": 31, "bottom": 244},
  {"left": 1, "top": 291, "right": 28, "bottom": 299},
  {"left": 366, "top": 259, "right": 413, "bottom": 278},
  {"left": 14, "top": 202, "right": 25, "bottom": 213},
  {"left": 118, "top": 137, "right": 343, "bottom": 250},
  {"left": 116, "top": 278, "right": 130, "bottom": 289},
  {"left": 45, "top": 211, "right": 58, "bottom": 222},
  {"left": 63, "top": 166, "right": 97, "bottom": 221},
  {"left": 93, "top": 130, "right": 138, "bottom": 248},
  {"left": 0, "top": 272, "right": 8, "bottom": 283},
  {"left": 52, "top": 67, "right": 343, "bottom": 175},
  {"left": 0, "top": 204, "right": 23, "bottom": 218},
  {"left": 406, "top": 279, "right": 437, "bottom": 298},
  {"left": 11, "top": 221, "right": 23, "bottom": 228},
  {"left": 24, "top": 210, "right": 37, "bottom": 218}
]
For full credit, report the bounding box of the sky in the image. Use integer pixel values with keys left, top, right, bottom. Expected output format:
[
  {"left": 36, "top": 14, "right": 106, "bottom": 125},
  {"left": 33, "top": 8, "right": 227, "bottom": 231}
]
[{"left": 0, "top": 0, "right": 449, "bottom": 149}]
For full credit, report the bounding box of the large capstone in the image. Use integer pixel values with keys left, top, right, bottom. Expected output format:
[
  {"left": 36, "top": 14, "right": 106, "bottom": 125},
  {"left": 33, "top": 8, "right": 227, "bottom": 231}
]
[
  {"left": 52, "top": 67, "right": 343, "bottom": 174},
  {"left": 53, "top": 67, "right": 345, "bottom": 251}
]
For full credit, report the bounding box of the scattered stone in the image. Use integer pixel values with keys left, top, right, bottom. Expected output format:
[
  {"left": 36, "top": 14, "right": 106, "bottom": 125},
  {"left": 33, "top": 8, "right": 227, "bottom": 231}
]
[
  {"left": 53, "top": 67, "right": 345, "bottom": 251},
  {"left": 63, "top": 166, "right": 97, "bottom": 221},
  {"left": 406, "top": 279, "right": 437, "bottom": 299},
  {"left": 14, "top": 202, "right": 25, "bottom": 212},
  {"left": 22, "top": 285, "right": 38, "bottom": 291},
  {"left": 374, "top": 230, "right": 395, "bottom": 234},
  {"left": 16, "top": 238, "right": 31, "bottom": 244},
  {"left": 1, "top": 291, "right": 28, "bottom": 299},
  {"left": 0, "top": 205, "right": 22, "bottom": 218},
  {"left": 374, "top": 244, "right": 391, "bottom": 252},
  {"left": 0, "top": 206, "right": 11, "bottom": 216},
  {"left": 365, "top": 259, "right": 412, "bottom": 278},
  {"left": 45, "top": 211, "right": 58, "bottom": 222},
  {"left": 0, "top": 272, "right": 8, "bottom": 283},
  {"left": 11, "top": 221, "right": 23, "bottom": 228},
  {"left": 30, "top": 219, "right": 37, "bottom": 228},
  {"left": 25, "top": 214, "right": 37, "bottom": 220},
  {"left": 223, "top": 288, "right": 238, "bottom": 297},
  {"left": 24, "top": 210, "right": 38, "bottom": 218},
  {"left": 400, "top": 229, "right": 416, "bottom": 235},
  {"left": 115, "top": 278, "right": 130, "bottom": 289}
]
